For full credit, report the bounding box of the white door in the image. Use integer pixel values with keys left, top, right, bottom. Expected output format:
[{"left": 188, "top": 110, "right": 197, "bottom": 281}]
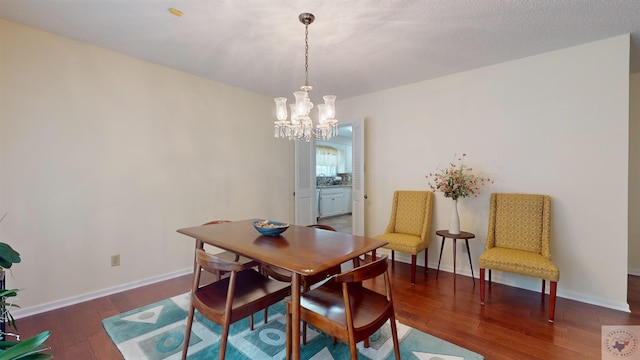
[
  {"left": 350, "top": 118, "right": 365, "bottom": 236},
  {"left": 294, "top": 139, "right": 316, "bottom": 225}
]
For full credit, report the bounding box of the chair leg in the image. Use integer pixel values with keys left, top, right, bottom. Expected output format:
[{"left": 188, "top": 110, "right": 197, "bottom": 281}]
[
  {"left": 424, "top": 248, "right": 428, "bottom": 273},
  {"left": 219, "top": 322, "right": 231, "bottom": 360},
  {"left": 302, "top": 321, "right": 308, "bottom": 345},
  {"left": 249, "top": 314, "right": 254, "bottom": 331},
  {"left": 489, "top": 269, "right": 492, "bottom": 287},
  {"left": 411, "top": 254, "right": 417, "bottom": 284},
  {"left": 285, "top": 302, "right": 292, "bottom": 360},
  {"left": 181, "top": 306, "right": 196, "bottom": 360},
  {"left": 480, "top": 268, "right": 485, "bottom": 305},
  {"left": 549, "top": 281, "right": 557, "bottom": 323},
  {"left": 391, "top": 250, "right": 395, "bottom": 263},
  {"left": 541, "top": 279, "right": 546, "bottom": 299},
  {"left": 348, "top": 338, "right": 359, "bottom": 359},
  {"left": 264, "top": 308, "right": 268, "bottom": 324},
  {"left": 390, "top": 317, "right": 401, "bottom": 360}
]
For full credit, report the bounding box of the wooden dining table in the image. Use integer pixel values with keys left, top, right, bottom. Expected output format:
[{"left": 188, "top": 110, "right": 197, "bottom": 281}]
[{"left": 177, "top": 219, "right": 388, "bottom": 360}]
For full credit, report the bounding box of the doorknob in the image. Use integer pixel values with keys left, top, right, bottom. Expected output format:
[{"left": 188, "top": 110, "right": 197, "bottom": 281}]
[{"left": 364, "top": 194, "right": 368, "bottom": 199}]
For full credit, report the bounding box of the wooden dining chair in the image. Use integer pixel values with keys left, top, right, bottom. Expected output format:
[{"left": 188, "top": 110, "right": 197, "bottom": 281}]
[
  {"left": 263, "top": 223, "right": 341, "bottom": 343},
  {"left": 285, "top": 255, "right": 401, "bottom": 360},
  {"left": 201, "top": 220, "right": 261, "bottom": 280},
  {"left": 181, "top": 249, "right": 291, "bottom": 360}
]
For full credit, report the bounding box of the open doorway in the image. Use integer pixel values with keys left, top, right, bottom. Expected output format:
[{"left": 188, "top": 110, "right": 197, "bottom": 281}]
[
  {"left": 316, "top": 125, "right": 353, "bottom": 234},
  {"left": 295, "top": 119, "right": 364, "bottom": 234}
]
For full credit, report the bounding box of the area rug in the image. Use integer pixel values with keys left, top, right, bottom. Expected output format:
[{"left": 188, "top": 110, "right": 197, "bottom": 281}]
[{"left": 102, "top": 292, "right": 483, "bottom": 360}]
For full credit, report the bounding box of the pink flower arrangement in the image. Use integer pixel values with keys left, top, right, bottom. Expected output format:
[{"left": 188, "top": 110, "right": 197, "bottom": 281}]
[{"left": 426, "top": 154, "right": 492, "bottom": 200}]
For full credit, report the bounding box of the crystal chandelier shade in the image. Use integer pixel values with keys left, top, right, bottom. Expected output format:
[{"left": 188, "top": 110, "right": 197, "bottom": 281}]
[{"left": 273, "top": 13, "right": 338, "bottom": 142}]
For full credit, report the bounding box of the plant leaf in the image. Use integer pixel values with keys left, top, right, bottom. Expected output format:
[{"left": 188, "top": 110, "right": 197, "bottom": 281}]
[
  {"left": 0, "top": 331, "right": 51, "bottom": 360},
  {"left": 0, "top": 244, "right": 21, "bottom": 266},
  {"left": 0, "top": 289, "right": 19, "bottom": 298}
]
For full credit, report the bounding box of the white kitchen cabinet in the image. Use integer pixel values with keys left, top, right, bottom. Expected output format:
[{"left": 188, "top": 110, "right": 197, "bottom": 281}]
[
  {"left": 344, "top": 187, "right": 352, "bottom": 213},
  {"left": 319, "top": 187, "right": 351, "bottom": 218}
]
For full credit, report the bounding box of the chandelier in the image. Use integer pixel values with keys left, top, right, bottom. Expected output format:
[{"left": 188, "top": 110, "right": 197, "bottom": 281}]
[{"left": 273, "top": 13, "right": 338, "bottom": 142}]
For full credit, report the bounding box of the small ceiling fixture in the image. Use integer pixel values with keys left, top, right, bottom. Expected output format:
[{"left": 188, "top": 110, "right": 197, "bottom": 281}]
[{"left": 273, "top": 13, "right": 338, "bottom": 142}]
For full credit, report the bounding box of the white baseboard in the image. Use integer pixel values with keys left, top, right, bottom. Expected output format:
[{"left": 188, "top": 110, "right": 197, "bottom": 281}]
[
  {"left": 12, "top": 261, "right": 636, "bottom": 319},
  {"left": 13, "top": 267, "right": 192, "bottom": 320},
  {"left": 629, "top": 268, "right": 640, "bottom": 276},
  {"left": 382, "top": 249, "right": 631, "bottom": 313}
]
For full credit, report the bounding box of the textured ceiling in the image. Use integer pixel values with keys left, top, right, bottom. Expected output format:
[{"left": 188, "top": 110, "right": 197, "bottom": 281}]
[{"left": 2, "top": 0, "right": 640, "bottom": 100}]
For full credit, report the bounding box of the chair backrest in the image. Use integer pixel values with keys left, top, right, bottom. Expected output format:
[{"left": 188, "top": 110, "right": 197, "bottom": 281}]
[
  {"left": 336, "top": 255, "right": 389, "bottom": 285},
  {"left": 486, "top": 193, "right": 551, "bottom": 258},
  {"left": 195, "top": 248, "right": 245, "bottom": 275},
  {"left": 203, "top": 220, "right": 231, "bottom": 225},
  {"left": 384, "top": 191, "right": 433, "bottom": 242},
  {"left": 306, "top": 224, "right": 337, "bottom": 231}
]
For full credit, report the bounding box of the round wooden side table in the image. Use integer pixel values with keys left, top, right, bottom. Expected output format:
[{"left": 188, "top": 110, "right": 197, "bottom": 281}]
[{"left": 435, "top": 230, "right": 476, "bottom": 289}]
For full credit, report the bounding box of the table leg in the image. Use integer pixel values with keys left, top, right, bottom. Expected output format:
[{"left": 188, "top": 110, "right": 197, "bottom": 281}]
[
  {"left": 465, "top": 239, "right": 475, "bottom": 284},
  {"left": 291, "top": 273, "right": 301, "bottom": 360},
  {"left": 436, "top": 237, "right": 445, "bottom": 279},
  {"left": 453, "top": 238, "right": 457, "bottom": 290}
]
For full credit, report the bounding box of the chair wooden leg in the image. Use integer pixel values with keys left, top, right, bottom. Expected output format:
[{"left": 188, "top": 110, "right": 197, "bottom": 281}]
[
  {"left": 249, "top": 314, "right": 254, "bottom": 331},
  {"left": 348, "top": 339, "right": 359, "bottom": 359},
  {"left": 489, "top": 269, "right": 492, "bottom": 287},
  {"left": 391, "top": 250, "right": 395, "bottom": 263},
  {"left": 302, "top": 321, "right": 308, "bottom": 345},
  {"left": 285, "top": 302, "right": 291, "bottom": 360},
  {"left": 219, "top": 322, "right": 231, "bottom": 360},
  {"left": 549, "top": 281, "right": 557, "bottom": 323},
  {"left": 480, "top": 268, "right": 485, "bottom": 305},
  {"left": 411, "top": 254, "right": 417, "bottom": 284},
  {"left": 541, "top": 279, "right": 546, "bottom": 299},
  {"left": 424, "top": 248, "right": 428, "bottom": 273},
  {"left": 181, "top": 306, "right": 196, "bottom": 360},
  {"left": 264, "top": 308, "right": 268, "bottom": 324},
  {"left": 390, "top": 317, "right": 401, "bottom": 360}
]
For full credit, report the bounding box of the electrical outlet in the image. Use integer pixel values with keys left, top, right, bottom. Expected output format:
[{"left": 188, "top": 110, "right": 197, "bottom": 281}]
[{"left": 111, "top": 254, "right": 120, "bottom": 267}]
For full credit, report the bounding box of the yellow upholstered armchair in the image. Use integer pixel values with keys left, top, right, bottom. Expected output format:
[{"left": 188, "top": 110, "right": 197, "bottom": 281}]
[
  {"left": 479, "top": 193, "right": 560, "bottom": 322},
  {"left": 375, "top": 190, "right": 433, "bottom": 284}
]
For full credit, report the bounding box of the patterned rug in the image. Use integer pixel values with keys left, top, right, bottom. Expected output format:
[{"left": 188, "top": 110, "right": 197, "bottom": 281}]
[{"left": 102, "top": 292, "right": 484, "bottom": 360}]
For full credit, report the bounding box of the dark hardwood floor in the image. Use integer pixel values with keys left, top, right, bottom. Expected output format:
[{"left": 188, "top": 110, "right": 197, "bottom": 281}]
[{"left": 13, "top": 263, "right": 640, "bottom": 359}]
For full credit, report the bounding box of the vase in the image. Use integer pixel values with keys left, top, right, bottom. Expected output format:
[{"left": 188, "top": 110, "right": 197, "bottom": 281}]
[{"left": 449, "top": 199, "right": 460, "bottom": 234}]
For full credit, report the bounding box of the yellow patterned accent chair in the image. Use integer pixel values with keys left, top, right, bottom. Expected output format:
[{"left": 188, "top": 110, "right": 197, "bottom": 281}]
[
  {"left": 375, "top": 190, "right": 433, "bottom": 284},
  {"left": 479, "top": 193, "right": 560, "bottom": 322}
]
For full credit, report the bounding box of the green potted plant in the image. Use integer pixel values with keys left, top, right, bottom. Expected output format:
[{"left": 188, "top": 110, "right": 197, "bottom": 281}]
[{"left": 0, "top": 213, "right": 51, "bottom": 359}]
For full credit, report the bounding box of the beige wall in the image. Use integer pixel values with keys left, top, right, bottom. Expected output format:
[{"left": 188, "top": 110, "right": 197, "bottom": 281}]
[
  {"left": 0, "top": 19, "right": 295, "bottom": 312},
  {"left": 339, "top": 35, "right": 631, "bottom": 310}
]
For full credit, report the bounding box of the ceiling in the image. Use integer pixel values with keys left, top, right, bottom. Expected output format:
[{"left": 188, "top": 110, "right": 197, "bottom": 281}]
[{"left": 2, "top": 1, "right": 640, "bottom": 101}]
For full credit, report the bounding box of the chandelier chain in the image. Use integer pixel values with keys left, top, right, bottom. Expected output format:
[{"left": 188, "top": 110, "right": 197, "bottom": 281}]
[{"left": 304, "top": 23, "right": 309, "bottom": 87}]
